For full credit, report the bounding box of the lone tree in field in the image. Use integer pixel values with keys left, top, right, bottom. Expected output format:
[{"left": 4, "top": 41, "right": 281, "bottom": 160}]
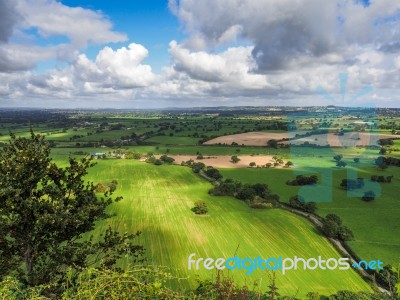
[
  {"left": 362, "top": 190, "right": 376, "bottom": 201},
  {"left": 231, "top": 155, "right": 240, "bottom": 163},
  {"left": 0, "top": 132, "right": 144, "bottom": 287},
  {"left": 285, "top": 161, "right": 293, "bottom": 168},
  {"left": 191, "top": 200, "right": 208, "bottom": 215},
  {"left": 333, "top": 154, "right": 343, "bottom": 162}
]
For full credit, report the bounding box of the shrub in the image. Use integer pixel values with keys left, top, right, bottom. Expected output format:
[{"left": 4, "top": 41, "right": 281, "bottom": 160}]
[
  {"left": 250, "top": 202, "right": 274, "bottom": 209},
  {"left": 204, "top": 168, "right": 222, "bottom": 180},
  {"left": 285, "top": 161, "right": 293, "bottom": 167},
  {"left": 287, "top": 175, "right": 318, "bottom": 186},
  {"left": 362, "top": 190, "right": 375, "bottom": 201},
  {"left": 336, "top": 160, "right": 347, "bottom": 167},
  {"left": 231, "top": 155, "right": 240, "bottom": 163},
  {"left": 340, "top": 178, "right": 364, "bottom": 190},
  {"left": 191, "top": 201, "right": 208, "bottom": 215},
  {"left": 321, "top": 214, "right": 354, "bottom": 241},
  {"left": 236, "top": 186, "right": 256, "bottom": 201},
  {"left": 154, "top": 159, "right": 163, "bottom": 165},
  {"left": 160, "top": 155, "right": 175, "bottom": 164},
  {"left": 146, "top": 156, "right": 156, "bottom": 164},
  {"left": 288, "top": 195, "right": 317, "bottom": 214},
  {"left": 267, "top": 139, "right": 278, "bottom": 148}
]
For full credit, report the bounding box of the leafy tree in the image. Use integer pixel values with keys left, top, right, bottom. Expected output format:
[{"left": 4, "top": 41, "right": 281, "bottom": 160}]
[
  {"left": 249, "top": 162, "right": 256, "bottom": 167},
  {"left": 376, "top": 265, "right": 399, "bottom": 293},
  {"left": 375, "top": 157, "right": 388, "bottom": 170},
  {"left": 325, "top": 214, "right": 342, "bottom": 226},
  {"left": 287, "top": 175, "right": 318, "bottom": 186},
  {"left": 322, "top": 219, "right": 340, "bottom": 238},
  {"left": 303, "top": 202, "right": 317, "bottom": 214},
  {"left": 337, "top": 226, "right": 354, "bottom": 241},
  {"left": 192, "top": 162, "right": 206, "bottom": 173},
  {"left": 154, "top": 159, "right": 163, "bottom": 165},
  {"left": 251, "top": 183, "right": 270, "bottom": 197},
  {"left": 340, "top": 178, "right": 364, "bottom": 190},
  {"left": 272, "top": 155, "right": 284, "bottom": 165},
  {"left": 285, "top": 161, "right": 294, "bottom": 168},
  {"left": 204, "top": 168, "right": 223, "bottom": 180},
  {"left": 353, "top": 157, "right": 360, "bottom": 163},
  {"left": 362, "top": 190, "right": 376, "bottom": 201},
  {"left": 236, "top": 186, "right": 256, "bottom": 201},
  {"left": 267, "top": 139, "right": 278, "bottom": 149},
  {"left": 191, "top": 201, "right": 208, "bottom": 215},
  {"left": 231, "top": 155, "right": 240, "bottom": 163},
  {"left": 213, "top": 179, "right": 241, "bottom": 196},
  {"left": 333, "top": 154, "right": 343, "bottom": 162},
  {"left": 336, "top": 160, "right": 347, "bottom": 167},
  {"left": 288, "top": 195, "right": 304, "bottom": 209},
  {"left": 160, "top": 155, "right": 175, "bottom": 163},
  {"left": 146, "top": 156, "right": 156, "bottom": 164},
  {"left": 321, "top": 214, "right": 353, "bottom": 241},
  {"left": 288, "top": 195, "right": 316, "bottom": 214},
  {"left": 0, "top": 132, "right": 144, "bottom": 287}
]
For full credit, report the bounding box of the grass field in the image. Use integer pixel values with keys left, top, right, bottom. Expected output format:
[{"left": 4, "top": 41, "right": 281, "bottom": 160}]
[
  {"left": 78, "top": 159, "right": 371, "bottom": 297},
  {"left": 220, "top": 156, "right": 400, "bottom": 267}
]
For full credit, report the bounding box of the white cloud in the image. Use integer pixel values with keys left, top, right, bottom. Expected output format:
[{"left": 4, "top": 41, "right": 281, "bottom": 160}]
[
  {"left": 15, "top": 0, "right": 127, "bottom": 47},
  {"left": 169, "top": 40, "right": 268, "bottom": 88},
  {"left": 0, "top": 0, "right": 126, "bottom": 73},
  {"left": 0, "top": 0, "right": 19, "bottom": 42},
  {"left": 169, "top": 0, "right": 400, "bottom": 72},
  {"left": 21, "top": 43, "right": 156, "bottom": 99},
  {"left": 75, "top": 43, "right": 156, "bottom": 90},
  {"left": 2, "top": 0, "right": 400, "bottom": 107}
]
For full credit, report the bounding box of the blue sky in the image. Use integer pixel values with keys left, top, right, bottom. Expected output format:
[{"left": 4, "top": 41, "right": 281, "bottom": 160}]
[
  {"left": 0, "top": 0, "right": 399, "bottom": 108},
  {"left": 59, "top": 0, "right": 184, "bottom": 72}
]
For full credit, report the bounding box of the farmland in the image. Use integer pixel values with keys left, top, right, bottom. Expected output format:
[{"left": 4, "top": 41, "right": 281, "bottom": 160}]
[
  {"left": 82, "top": 159, "right": 371, "bottom": 297},
  {"left": 220, "top": 158, "right": 400, "bottom": 266},
  {"left": 1, "top": 106, "right": 400, "bottom": 296}
]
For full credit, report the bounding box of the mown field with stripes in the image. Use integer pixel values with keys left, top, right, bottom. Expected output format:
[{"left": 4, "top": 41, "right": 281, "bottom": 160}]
[{"left": 81, "top": 159, "right": 371, "bottom": 297}]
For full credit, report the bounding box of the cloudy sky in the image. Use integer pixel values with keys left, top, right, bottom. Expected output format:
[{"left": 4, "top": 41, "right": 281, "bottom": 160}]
[{"left": 0, "top": 0, "right": 399, "bottom": 108}]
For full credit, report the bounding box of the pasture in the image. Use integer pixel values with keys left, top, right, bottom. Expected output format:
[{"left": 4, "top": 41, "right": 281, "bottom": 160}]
[
  {"left": 220, "top": 156, "right": 400, "bottom": 266},
  {"left": 80, "top": 159, "right": 371, "bottom": 297}
]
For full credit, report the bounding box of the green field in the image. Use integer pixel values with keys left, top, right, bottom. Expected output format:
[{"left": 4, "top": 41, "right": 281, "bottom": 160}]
[
  {"left": 80, "top": 159, "right": 371, "bottom": 297},
  {"left": 220, "top": 156, "right": 400, "bottom": 267}
]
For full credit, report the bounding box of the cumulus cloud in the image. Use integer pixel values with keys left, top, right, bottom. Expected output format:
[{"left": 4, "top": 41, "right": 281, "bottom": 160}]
[
  {"left": 2, "top": 0, "right": 400, "bottom": 107},
  {"left": 0, "top": 43, "right": 58, "bottom": 72},
  {"left": 169, "top": 40, "right": 268, "bottom": 89},
  {"left": 0, "top": 0, "right": 19, "bottom": 42},
  {"left": 0, "top": 0, "right": 126, "bottom": 73},
  {"left": 75, "top": 43, "right": 155, "bottom": 90},
  {"left": 15, "top": 0, "right": 127, "bottom": 47},
  {"left": 23, "top": 43, "right": 155, "bottom": 98},
  {"left": 169, "top": 0, "right": 400, "bottom": 72}
]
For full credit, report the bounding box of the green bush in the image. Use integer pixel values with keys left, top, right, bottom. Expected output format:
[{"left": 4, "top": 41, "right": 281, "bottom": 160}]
[
  {"left": 154, "top": 159, "right": 163, "bottom": 165},
  {"left": 191, "top": 201, "right": 208, "bottom": 215}
]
